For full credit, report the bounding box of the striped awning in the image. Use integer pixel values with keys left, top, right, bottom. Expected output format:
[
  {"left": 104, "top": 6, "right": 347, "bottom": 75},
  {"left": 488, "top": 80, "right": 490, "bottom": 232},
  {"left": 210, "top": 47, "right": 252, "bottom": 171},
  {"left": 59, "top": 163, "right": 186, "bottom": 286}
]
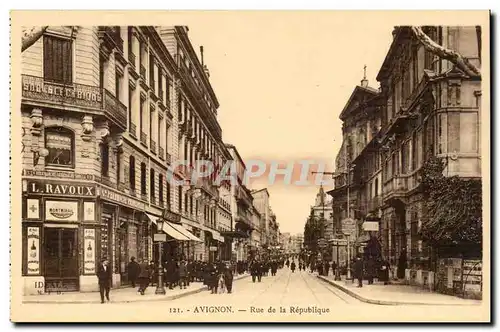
[{"left": 169, "top": 223, "right": 203, "bottom": 242}]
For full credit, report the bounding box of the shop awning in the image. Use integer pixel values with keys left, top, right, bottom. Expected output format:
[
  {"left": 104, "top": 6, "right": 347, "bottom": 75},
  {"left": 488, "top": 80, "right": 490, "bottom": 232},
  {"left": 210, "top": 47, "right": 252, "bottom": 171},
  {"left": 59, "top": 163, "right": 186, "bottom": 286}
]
[
  {"left": 169, "top": 223, "right": 203, "bottom": 242},
  {"left": 145, "top": 213, "right": 160, "bottom": 225},
  {"left": 161, "top": 222, "right": 191, "bottom": 241},
  {"left": 145, "top": 213, "right": 190, "bottom": 241}
]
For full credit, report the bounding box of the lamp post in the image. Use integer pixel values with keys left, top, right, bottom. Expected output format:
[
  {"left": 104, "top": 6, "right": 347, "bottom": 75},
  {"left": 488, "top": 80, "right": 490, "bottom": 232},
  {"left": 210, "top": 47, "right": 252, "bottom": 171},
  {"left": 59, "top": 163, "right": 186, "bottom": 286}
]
[{"left": 155, "top": 218, "right": 166, "bottom": 295}]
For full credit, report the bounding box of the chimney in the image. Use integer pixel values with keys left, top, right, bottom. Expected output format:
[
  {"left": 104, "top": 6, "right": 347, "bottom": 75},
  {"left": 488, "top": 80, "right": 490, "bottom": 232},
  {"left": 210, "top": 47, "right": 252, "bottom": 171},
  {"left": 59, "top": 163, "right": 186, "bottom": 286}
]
[{"left": 360, "top": 65, "right": 369, "bottom": 88}]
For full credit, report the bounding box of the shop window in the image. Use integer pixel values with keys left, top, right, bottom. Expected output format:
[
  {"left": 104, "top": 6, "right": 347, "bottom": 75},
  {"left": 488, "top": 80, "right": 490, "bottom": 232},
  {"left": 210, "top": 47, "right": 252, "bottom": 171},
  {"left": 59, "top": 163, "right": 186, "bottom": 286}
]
[
  {"left": 150, "top": 168, "right": 155, "bottom": 201},
  {"left": 129, "top": 156, "right": 136, "bottom": 191},
  {"left": 43, "top": 35, "right": 73, "bottom": 84},
  {"left": 101, "top": 142, "right": 109, "bottom": 177},
  {"left": 141, "top": 163, "right": 147, "bottom": 195},
  {"left": 45, "top": 127, "right": 74, "bottom": 168}
]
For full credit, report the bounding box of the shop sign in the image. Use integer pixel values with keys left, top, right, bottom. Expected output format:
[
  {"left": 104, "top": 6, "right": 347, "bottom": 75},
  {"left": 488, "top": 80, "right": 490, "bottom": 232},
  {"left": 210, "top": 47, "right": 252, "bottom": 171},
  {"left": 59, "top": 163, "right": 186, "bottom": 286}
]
[
  {"left": 209, "top": 246, "right": 218, "bottom": 252},
  {"left": 27, "top": 227, "right": 40, "bottom": 275},
  {"left": 28, "top": 180, "right": 96, "bottom": 197},
  {"left": 84, "top": 229, "right": 96, "bottom": 274},
  {"left": 362, "top": 221, "right": 379, "bottom": 232},
  {"left": 45, "top": 200, "right": 78, "bottom": 221},
  {"left": 154, "top": 233, "right": 167, "bottom": 242},
  {"left": 162, "top": 209, "right": 181, "bottom": 223},
  {"left": 23, "top": 169, "right": 95, "bottom": 181},
  {"left": 83, "top": 202, "right": 95, "bottom": 221},
  {"left": 99, "top": 187, "right": 145, "bottom": 210}
]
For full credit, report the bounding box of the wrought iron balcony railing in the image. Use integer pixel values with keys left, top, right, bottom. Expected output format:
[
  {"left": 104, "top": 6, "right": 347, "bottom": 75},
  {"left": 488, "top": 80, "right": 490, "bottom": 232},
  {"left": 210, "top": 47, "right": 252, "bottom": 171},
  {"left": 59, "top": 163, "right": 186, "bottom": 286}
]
[{"left": 21, "top": 74, "right": 127, "bottom": 131}]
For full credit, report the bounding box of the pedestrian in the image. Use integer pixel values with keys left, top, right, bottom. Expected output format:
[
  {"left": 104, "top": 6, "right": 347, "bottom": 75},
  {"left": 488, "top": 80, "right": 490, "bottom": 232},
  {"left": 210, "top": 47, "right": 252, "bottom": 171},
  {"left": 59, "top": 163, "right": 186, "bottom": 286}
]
[
  {"left": 137, "top": 258, "right": 150, "bottom": 295},
  {"left": 271, "top": 261, "right": 278, "bottom": 276},
  {"left": 324, "top": 261, "right": 330, "bottom": 276},
  {"left": 97, "top": 258, "right": 111, "bottom": 303},
  {"left": 224, "top": 263, "right": 234, "bottom": 293},
  {"left": 178, "top": 260, "right": 188, "bottom": 289},
  {"left": 127, "top": 257, "right": 140, "bottom": 288},
  {"left": 331, "top": 261, "right": 338, "bottom": 277},
  {"left": 397, "top": 248, "right": 407, "bottom": 280},
  {"left": 285, "top": 259, "right": 290, "bottom": 268},
  {"left": 366, "top": 256, "right": 375, "bottom": 285},
  {"left": 250, "top": 260, "right": 260, "bottom": 283},
  {"left": 166, "top": 259, "right": 176, "bottom": 290},
  {"left": 149, "top": 260, "right": 156, "bottom": 286},
  {"left": 290, "top": 261, "right": 296, "bottom": 273},
  {"left": 380, "top": 258, "right": 390, "bottom": 285},
  {"left": 317, "top": 261, "right": 324, "bottom": 276},
  {"left": 353, "top": 256, "right": 364, "bottom": 288},
  {"left": 186, "top": 259, "right": 193, "bottom": 286}
]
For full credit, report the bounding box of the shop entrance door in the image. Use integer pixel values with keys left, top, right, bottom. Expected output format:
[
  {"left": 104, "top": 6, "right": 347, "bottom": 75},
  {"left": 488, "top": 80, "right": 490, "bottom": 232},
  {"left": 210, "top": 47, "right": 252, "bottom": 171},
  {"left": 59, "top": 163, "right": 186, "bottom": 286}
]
[{"left": 44, "top": 227, "right": 79, "bottom": 292}]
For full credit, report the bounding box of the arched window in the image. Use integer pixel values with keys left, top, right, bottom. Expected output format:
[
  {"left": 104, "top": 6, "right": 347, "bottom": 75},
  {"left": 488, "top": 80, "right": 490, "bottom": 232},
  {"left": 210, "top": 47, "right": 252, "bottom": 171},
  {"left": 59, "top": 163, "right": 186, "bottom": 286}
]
[
  {"left": 141, "top": 162, "right": 147, "bottom": 195},
  {"left": 129, "top": 156, "right": 136, "bottom": 191},
  {"left": 45, "top": 127, "right": 74, "bottom": 168}
]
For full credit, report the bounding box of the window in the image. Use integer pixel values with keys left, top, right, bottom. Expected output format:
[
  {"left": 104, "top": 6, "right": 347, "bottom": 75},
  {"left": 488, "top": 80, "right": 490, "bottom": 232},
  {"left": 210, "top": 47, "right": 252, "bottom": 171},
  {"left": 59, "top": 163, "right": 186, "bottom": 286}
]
[
  {"left": 141, "top": 163, "right": 147, "bottom": 195},
  {"left": 128, "top": 86, "right": 134, "bottom": 133},
  {"left": 165, "top": 77, "right": 170, "bottom": 103},
  {"left": 190, "top": 196, "right": 193, "bottom": 215},
  {"left": 150, "top": 168, "right": 156, "bottom": 202},
  {"left": 159, "top": 174, "right": 164, "bottom": 204},
  {"left": 129, "top": 156, "right": 136, "bottom": 191},
  {"left": 166, "top": 181, "right": 170, "bottom": 207},
  {"left": 45, "top": 127, "right": 74, "bottom": 167},
  {"left": 149, "top": 54, "right": 155, "bottom": 91},
  {"left": 43, "top": 35, "right": 72, "bottom": 84},
  {"left": 150, "top": 106, "right": 154, "bottom": 148},
  {"left": 184, "top": 192, "right": 188, "bottom": 212},
  {"left": 178, "top": 186, "right": 183, "bottom": 213},
  {"left": 140, "top": 98, "right": 144, "bottom": 135},
  {"left": 374, "top": 178, "right": 379, "bottom": 196},
  {"left": 158, "top": 115, "right": 162, "bottom": 153},
  {"left": 115, "top": 72, "right": 122, "bottom": 101},
  {"left": 101, "top": 142, "right": 109, "bottom": 177}
]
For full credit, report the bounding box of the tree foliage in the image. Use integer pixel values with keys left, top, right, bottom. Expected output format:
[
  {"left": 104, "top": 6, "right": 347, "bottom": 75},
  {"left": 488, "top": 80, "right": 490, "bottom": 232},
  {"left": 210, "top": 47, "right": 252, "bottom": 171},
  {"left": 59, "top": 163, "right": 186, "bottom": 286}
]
[
  {"left": 22, "top": 26, "right": 48, "bottom": 52},
  {"left": 420, "top": 157, "right": 482, "bottom": 247}
]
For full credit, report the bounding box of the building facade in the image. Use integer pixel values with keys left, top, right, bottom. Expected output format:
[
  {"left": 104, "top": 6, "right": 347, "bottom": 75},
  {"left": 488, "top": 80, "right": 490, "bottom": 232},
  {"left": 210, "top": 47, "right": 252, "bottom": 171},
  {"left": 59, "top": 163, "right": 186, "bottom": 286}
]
[
  {"left": 251, "top": 188, "right": 271, "bottom": 247},
  {"left": 225, "top": 144, "right": 254, "bottom": 261},
  {"left": 21, "top": 25, "right": 232, "bottom": 295}
]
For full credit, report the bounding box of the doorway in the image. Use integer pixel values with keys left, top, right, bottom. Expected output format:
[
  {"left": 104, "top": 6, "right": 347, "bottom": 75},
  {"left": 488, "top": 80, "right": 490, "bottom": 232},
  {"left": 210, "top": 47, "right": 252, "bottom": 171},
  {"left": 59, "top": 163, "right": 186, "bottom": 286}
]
[{"left": 44, "top": 227, "right": 79, "bottom": 291}]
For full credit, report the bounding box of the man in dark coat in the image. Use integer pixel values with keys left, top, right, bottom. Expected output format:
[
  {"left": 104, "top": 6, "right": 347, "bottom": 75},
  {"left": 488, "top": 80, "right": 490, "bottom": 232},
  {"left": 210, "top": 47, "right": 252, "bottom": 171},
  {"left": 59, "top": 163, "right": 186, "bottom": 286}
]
[
  {"left": 137, "top": 259, "right": 150, "bottom": 295},
  {"left": 178, "top": 260, "right": 188, "bottom": 289},
  {"left": 127, "top": 257, "right": 140, "bottom": 288},
  {"left": 353, "top": 257, "right": 364, "bottom": 288},
  {"left": 365, "top": 256, "right": 376, "bottom": 284},
  {"left": 165, "top": 259, "right": 177, "bottom": 290},
  {"left": 186, "top": 260, "right": 193, "bottom": 286},
  {"left": 97, "top": 258, "right": 112, "bottom": 303},
  {"left": 290, "top": 261, "right": 296, "bottom": 273},
  {"left": 380, "top": 258, "right": 390, "bottom": 285},
  {"left": 397, "top": 249, "right": 408, "bottom": 279},
  {"left": 271, "top": 261, "right": 278, "bottom": 276},
  {"left": 317, "top": 261, "right": 324, "bottom": 276},
  {"left": 250, "top": 260, "right": 261, "bottom": 283},
  {"left": 224, "top": 263, "right": 234, "bottom": 293}
]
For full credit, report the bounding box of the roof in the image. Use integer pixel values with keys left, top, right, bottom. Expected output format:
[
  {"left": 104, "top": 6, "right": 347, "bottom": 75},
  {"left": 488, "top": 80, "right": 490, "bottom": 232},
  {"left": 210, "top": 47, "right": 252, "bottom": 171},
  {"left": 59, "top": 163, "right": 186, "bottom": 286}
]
[
  {"left": 251, "top": 188, "right": 270, "bottom": 197},
  {"left": 376, "top": 27, "right": 413, "bottom": 81},
  {"left": 339, "top": 85, "right": 380, "bottom": 121}
]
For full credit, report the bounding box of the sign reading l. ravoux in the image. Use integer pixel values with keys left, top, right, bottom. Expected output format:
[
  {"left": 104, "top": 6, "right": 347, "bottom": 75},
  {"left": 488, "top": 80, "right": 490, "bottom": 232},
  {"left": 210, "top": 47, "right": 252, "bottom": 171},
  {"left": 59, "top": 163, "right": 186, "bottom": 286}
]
[{"left": 28, "top": 180, "right": 96, "bottom": 197}]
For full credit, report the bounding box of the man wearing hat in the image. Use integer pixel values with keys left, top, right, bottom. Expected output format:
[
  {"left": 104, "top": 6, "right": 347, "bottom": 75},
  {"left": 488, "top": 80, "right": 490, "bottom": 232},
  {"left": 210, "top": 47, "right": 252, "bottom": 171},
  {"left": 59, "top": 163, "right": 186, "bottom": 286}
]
[{"left": 97, "top": 257, "right": 112, "bottom": 303}]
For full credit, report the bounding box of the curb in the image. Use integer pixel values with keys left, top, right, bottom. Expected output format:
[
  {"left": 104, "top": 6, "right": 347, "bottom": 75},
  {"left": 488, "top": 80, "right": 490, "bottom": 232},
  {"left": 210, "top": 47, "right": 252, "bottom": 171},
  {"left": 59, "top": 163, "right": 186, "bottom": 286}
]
[
  {"left": 317, "top": 276, "right": 480, "bottom": 306},
  {"left": 23, "top": 274, "right": 250, "bottom": 304}
]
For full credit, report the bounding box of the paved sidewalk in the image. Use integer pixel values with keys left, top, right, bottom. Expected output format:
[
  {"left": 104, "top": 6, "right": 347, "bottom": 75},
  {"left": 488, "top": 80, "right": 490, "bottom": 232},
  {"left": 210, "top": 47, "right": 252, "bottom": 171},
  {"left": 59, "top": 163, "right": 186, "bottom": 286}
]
[
  {"left": 23, "top": 273, "right": 250, "bottom": 304},
  {"left": 317, "top": 274, "right": 482, "bottom": 306}
]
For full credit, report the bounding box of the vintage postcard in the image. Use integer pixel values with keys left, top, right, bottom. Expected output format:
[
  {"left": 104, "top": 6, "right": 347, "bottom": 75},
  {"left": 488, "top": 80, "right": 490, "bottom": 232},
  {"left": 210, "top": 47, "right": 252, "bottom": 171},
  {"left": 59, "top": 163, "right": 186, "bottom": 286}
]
[{"left": 10, "top": 10, "right": 490, "bottom": 323}]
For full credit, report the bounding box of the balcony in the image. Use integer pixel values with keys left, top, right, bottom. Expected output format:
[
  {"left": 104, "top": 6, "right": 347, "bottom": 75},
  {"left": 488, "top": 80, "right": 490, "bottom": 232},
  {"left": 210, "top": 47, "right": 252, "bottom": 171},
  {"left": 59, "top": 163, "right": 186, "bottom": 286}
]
[
  {"left": 383, "top": 176, "right": 408, "bottom": 204},
  {"left": 140, "top": 132, "right": 148, "bottom": 147},
  {"left": 129, "top": 122, "right": 137, "bottom": 138},
  {"left": 21, "top": 75, "right": 127, "bottom": 131},
  {"left": 128, "top": 52, "right": 136, "bottom": 69},
  {"left": 150, "top": 139, "right": 157, "bottom": 154},
  {"left": 159, "top": 146, "right": 165, "bottom": 160}
]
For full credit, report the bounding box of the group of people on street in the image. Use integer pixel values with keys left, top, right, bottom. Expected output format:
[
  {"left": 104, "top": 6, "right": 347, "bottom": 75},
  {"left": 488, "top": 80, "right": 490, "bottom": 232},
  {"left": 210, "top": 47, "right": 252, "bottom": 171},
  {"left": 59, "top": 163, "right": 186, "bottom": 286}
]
[{"left": 250, "top": 259, "right": 282, "bottom": 282}]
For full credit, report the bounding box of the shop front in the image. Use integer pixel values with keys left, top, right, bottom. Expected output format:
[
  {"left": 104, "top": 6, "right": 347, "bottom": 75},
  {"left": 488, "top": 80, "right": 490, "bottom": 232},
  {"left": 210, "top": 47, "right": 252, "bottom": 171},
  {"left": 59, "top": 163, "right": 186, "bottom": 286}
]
[
  {"left": 98, "top": 185, "right": 152, "bottom": 289},
  {"left": 21, "top": 178, "right": 97, "bottom": 295}
]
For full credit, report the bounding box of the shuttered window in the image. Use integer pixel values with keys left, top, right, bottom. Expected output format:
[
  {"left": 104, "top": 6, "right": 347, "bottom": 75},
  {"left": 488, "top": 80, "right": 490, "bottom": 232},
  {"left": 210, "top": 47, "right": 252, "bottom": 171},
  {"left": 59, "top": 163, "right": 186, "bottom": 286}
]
[{"left": 43, "top": 35, "right": 73, "bottom": 84}]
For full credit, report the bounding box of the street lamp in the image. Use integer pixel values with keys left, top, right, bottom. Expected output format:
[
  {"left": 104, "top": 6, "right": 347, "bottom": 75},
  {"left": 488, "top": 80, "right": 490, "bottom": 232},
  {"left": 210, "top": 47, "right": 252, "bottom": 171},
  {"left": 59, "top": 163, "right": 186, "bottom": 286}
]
[{"left": 154, "top": 218, "right": 166, "bottom": 295}]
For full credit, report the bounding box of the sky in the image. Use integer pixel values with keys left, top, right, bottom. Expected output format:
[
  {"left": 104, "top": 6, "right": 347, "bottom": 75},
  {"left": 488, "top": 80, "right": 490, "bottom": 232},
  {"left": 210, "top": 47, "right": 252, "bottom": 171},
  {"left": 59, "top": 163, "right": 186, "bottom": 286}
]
[{"left": 184, "top": 12, "right": 394, "bottom": 235}]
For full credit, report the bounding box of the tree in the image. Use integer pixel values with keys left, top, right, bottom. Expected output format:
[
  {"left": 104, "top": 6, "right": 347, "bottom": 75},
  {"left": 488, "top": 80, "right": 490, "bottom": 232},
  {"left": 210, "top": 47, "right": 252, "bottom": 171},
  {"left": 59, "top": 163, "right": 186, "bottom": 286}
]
[
  {"left": 411, "top": 26, "right": 481, "bottom": 78},
  {"left": 22, "top": 26, "right": 48, "bottom": 52}
]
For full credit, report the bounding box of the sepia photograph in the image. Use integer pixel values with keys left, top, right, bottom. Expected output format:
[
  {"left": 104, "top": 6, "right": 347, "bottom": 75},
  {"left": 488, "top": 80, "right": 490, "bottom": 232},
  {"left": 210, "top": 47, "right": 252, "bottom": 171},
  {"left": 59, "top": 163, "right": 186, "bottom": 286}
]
[{"left": 9, "top": 10, "right": 490, "bottom": 323}]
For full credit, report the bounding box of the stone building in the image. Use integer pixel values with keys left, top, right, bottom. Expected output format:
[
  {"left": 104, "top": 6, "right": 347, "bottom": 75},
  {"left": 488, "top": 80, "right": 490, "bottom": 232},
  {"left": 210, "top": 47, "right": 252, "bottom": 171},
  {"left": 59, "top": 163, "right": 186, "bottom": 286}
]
[
  {"left": 225, "top": 144, "right": 254, "bottom": 261},
  {"left": 20, "top": 25, "right": 232, "bottom": 295},
  {"left": 376, "top": 26, "right": 482, "bottom": 274}
]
